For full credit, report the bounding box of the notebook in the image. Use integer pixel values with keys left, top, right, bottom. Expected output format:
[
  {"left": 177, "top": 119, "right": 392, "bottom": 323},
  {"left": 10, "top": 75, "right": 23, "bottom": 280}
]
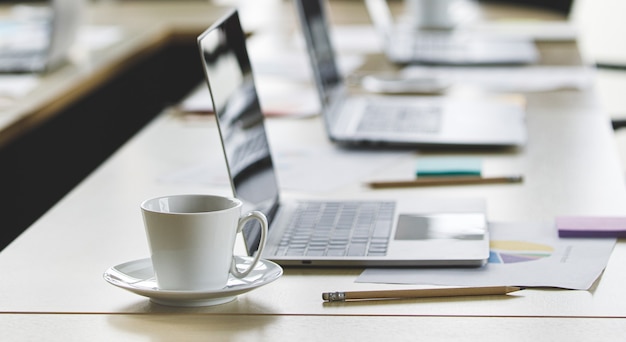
[
  {"left": 0, "top": 0, "right": 81, "bottom": 73},
  {"left": 197, "top": 9, "right": 490, "bottom": 267},
  {"left": 294, "top": 0, "right": 527, "bottom": 148},
  {"left": 363, "top": 0, "right": 538, "bottom": 65}
]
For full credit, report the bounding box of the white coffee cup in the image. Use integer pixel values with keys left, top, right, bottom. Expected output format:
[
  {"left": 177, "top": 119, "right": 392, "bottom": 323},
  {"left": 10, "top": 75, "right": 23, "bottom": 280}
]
[
  {"left": 140, "top": 194, "right": 268, "bottom": 291},
  {"left": 407, "top": 0, "right": 470, "bottom": 29}
]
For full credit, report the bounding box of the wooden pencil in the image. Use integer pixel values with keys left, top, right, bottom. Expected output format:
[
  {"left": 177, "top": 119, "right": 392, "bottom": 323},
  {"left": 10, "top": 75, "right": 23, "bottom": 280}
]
[
  {"left": 367, "top": 175, "right": 523, "bottom": 189},
  {"left": 322, "top": 286, "right": 523, "bottom": 302}
]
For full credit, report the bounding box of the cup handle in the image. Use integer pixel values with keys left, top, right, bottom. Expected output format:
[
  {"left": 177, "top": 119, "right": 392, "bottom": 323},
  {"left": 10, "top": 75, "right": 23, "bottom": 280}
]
[{"left": 230, "top": 210, "right": 268, "bottom": 278}]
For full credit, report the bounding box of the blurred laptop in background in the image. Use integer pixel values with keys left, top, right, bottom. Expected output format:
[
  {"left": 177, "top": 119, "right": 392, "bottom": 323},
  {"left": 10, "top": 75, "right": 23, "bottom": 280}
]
[
  {"left": 293, "top": 0, "right": 527, "bottom": 148},
  {"left": 0, "top": 0, "right": 82, "bottom": 73},
  {"left": 364, "top": 0, "right": 538, "bottom": 65}
]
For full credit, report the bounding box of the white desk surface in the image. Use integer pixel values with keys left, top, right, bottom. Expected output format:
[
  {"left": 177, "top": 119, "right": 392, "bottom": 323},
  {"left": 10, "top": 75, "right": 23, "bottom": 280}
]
[
  {"left": 1, "top": 102, "right": 625, "bottom": 317},
  {"left": 3, "top": 0, "right": 626, "bottom": 340},
  {"left": 2, "top": 314, "right": 626, "bottom": 341}
]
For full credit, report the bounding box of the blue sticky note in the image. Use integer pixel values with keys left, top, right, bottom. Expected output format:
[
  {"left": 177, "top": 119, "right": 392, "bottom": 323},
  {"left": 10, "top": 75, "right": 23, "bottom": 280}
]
[{"left": 416, "top": 157, "right": 482, "bottom": 177}]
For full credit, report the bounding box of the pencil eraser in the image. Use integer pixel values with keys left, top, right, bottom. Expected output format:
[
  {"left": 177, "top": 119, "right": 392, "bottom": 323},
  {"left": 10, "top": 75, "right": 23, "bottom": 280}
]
[
  {"left": 556, "top": 216, "right": 626, "bottom": 238},
  {"left": 416, "top": 157, "right": 482, "bottom": 177}
]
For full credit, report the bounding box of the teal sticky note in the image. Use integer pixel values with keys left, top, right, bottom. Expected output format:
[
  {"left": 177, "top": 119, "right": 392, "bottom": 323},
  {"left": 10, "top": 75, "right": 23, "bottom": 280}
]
[{"left": 416, "top": 157, "right": 482, "bottom": 177}]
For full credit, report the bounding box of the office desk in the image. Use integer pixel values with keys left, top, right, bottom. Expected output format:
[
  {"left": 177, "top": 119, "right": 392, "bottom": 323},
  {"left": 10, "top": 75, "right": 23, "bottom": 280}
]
[
  {"left": 2, "top": 0, "right": 626, "bottom": 340},
  {"left": 2, "top": 107, "right": 626, "bottom": 313},
  {"left": 3, "top": 314, "right": 626, "bottom": 341},
  {"left": 2, "top": 106, "right": 626, "bottom": 338}
]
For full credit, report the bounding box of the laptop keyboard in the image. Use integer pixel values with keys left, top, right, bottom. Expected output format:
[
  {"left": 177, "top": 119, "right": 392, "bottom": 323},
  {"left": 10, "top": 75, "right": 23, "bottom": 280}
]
[
  {"left": 275, "top": 201, "right": 395, "bottom": 257},
  {"left": 357, "top": 103, "right": 441, "bottom": 134}
]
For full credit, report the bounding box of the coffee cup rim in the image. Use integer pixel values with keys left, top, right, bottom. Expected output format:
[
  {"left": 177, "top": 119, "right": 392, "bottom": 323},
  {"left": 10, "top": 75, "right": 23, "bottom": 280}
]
[{"left": 140, "top": 194, "right": 242, "bottom": 215}]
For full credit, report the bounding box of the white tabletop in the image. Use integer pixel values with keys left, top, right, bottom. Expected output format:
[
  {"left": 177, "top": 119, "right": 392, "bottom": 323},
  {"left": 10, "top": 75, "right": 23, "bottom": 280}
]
[
  {"left": 2, "top": 314, "right": 626, "bottom": 341},
  {"left": 1, "top": 100, "right": 625, "bottom": 317}
]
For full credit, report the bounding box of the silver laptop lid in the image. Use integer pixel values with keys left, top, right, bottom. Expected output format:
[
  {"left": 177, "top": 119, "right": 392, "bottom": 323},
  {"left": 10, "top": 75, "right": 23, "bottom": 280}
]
[{"left": 197, "top": 9, "right": 281, "bottom": 256}]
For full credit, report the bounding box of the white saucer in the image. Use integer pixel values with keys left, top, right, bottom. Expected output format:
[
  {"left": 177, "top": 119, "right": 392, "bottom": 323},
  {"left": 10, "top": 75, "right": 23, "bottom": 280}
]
[{"left": 103, "top": 256, "right": 283, "bottom": 307}]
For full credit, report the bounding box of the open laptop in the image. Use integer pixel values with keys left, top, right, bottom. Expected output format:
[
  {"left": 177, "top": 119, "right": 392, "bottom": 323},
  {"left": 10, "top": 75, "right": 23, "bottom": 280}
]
[
  {"left": 0, "top": 0, "right": 81, "bottom": 73},
  {"left": 294, "top": 0, "right": 527, "bottom": 148},
  {"left": 197, "top": 9, "right": 490, "bottom": 267},
  {"left": 364, "top": 0, "right": 538, "bottom": 65}
]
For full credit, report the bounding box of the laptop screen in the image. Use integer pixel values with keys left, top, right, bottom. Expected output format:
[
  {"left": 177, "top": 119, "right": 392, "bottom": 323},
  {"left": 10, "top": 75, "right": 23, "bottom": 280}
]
[
  {"left": 294, "top": 0, "right": 344, "bottom": 111},
  {"left": 197, "top": 9, "right": 280, "bottom": 254}
]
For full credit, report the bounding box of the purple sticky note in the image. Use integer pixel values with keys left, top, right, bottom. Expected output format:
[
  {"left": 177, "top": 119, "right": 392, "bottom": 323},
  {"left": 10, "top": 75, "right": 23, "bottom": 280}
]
[{"left": 556, "top": 216, "right": 626, "bottom": 238}]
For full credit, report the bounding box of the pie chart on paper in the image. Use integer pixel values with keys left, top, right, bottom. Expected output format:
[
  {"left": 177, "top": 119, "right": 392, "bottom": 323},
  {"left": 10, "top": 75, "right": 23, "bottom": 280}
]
[{"left": 488, "top": 240, "right": 554, "bottom": 264}]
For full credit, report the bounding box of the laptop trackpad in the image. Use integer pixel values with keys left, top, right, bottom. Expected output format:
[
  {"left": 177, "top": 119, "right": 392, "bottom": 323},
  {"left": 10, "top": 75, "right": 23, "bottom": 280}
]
[{"left": 394, "top": 213, "right": 486, "bottom": 241}]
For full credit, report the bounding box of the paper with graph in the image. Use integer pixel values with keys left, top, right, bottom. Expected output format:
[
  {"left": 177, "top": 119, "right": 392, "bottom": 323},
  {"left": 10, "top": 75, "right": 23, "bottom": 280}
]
[{"left": 357, "top": 221, "right": 616, "bottom": 290}]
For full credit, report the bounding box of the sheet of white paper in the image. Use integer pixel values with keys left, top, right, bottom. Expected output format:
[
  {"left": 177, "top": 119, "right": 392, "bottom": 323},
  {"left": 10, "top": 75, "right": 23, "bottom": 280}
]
[
  {"left": 0, "top": 74, "right": 39, "bottom": 98},
  {"left": 357, "top": 221, "right": 616, "bottom": 290},
  {"left": 330, "top": 25, "right": 382, "bottom": 53},
  {"left": 256, "top": 75, "right": 320, "bottom": 117},
  {"left": 401, "top": 65, "right": 594, "bottom": 92},
  {"left": 77, "top": 25, "right": 123, "bottom": 51},
  {"left": 159, "top": 143, "right": 411, "bottom": 193}
]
